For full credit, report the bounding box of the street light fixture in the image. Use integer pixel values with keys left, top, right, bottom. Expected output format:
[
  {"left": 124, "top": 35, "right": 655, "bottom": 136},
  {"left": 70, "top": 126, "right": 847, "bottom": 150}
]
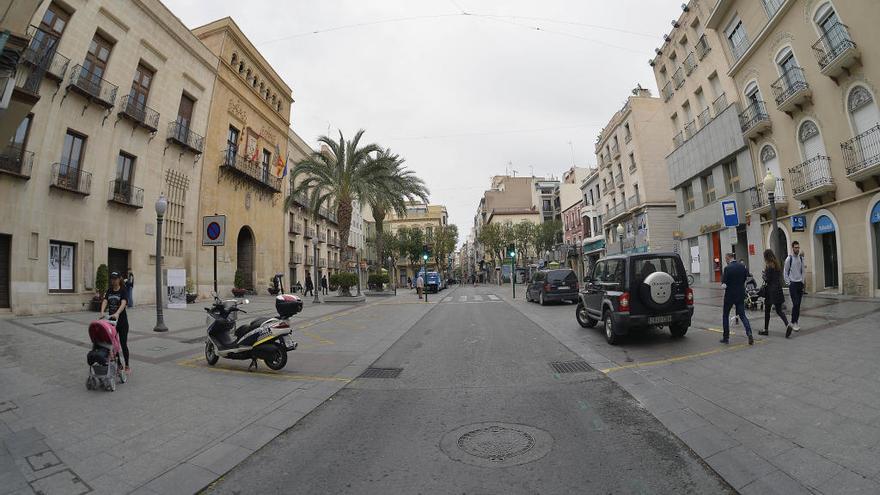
[
  {"left": 153, "top": 194, "right": 168, "bottom": 332},
  {"left": 311, "top": 237, "right": 320, "bottom": 304},
  {"left": 616, "top": 223, "right": 625, "bottom": 255},
  {"left": 763, "top": 169, "right": 780, "bottom": 260}
]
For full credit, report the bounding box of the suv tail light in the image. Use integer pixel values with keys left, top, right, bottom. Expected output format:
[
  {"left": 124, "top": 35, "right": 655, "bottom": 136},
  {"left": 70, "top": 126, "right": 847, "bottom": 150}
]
[
  {"left": 543, "top": 283, "right": 550, "bottom": 292},
  {"left": 619, "top": 292, "right": 630, "bottom": 313},
  {"left": 685, "top": 287, "right": 694, "bottom": 306}
]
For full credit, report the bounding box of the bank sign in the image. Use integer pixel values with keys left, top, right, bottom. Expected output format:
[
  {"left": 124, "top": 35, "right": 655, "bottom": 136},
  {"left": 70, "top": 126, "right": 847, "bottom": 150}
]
[{"left": 721, "top": 200, "right": 739, "bottom": 227}]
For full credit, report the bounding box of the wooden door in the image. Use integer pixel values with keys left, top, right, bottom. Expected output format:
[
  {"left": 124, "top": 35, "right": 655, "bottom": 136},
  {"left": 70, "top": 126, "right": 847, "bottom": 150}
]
[
  {"left": 128, "top": 64, "right": 153, "bottom": 116},
  {"left": 176, "top": 94, "right": 194, "bottom": 131}
]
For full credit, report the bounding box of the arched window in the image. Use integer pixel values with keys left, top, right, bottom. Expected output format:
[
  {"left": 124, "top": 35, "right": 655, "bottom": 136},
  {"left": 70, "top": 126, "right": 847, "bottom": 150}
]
[
  {"left": 760, "top": 145, "right": 782, "bottom": 193},
  {"left": 744, "top": 81, "right": 762, "bottom": 105},
  {"left": 799, "top": 120, "right": 826, "bottom": 161},
  {"left": 814, "top": 2, "right": 840, "bottom": 34},
  {"left": 848, "top": 85, "right": 879, "bottom": 136}
]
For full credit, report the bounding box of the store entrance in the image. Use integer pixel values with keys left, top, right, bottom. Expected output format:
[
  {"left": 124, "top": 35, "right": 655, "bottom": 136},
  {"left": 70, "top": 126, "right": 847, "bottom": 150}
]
[{"left": 820, "top": 232, "right": 838, "bottom": 289}]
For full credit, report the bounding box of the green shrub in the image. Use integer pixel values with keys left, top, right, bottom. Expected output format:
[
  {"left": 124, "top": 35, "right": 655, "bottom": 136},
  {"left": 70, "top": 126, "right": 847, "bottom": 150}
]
[
  {"left": 368, "top": 273, "right": 389, "bottom": 287},
  {"left": 95, "top": 264, "right": 109, "bottom": 295},
  {"left": 330, "top": 272, "right": 358, "bottom": 290},
  {"left": 234, "top": 269, "right": 245, "bottom": 289}
]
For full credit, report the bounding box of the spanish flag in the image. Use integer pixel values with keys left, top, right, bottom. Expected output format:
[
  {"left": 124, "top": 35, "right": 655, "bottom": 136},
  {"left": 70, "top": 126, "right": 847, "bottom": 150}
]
[{"left": 274, "top": 143, "right": 286, "bottom": 178}]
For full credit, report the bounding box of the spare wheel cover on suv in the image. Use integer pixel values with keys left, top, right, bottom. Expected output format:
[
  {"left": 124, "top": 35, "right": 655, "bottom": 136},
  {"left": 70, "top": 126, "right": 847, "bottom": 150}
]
[{"left": 639, "top": 271, "right": 675, "bottom": 310}]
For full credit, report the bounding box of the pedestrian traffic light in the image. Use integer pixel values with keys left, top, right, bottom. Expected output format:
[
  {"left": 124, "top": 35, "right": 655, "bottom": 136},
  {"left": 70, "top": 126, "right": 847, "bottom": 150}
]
[
  {"left": 422, "top": 244, "right": 430, "bottom": 261},
  {"left": 507, "top": 244, "right": 516, "bottom": 258}
]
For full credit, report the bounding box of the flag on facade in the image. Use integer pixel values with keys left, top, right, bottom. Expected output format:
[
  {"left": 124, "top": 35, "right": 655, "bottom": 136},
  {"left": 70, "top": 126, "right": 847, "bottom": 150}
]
[
  {"left": 274, "top": 143, "right": 285, "bottom": 177},
  {"left": 281, "top": 155, "right": 290, "bottom": 178}
]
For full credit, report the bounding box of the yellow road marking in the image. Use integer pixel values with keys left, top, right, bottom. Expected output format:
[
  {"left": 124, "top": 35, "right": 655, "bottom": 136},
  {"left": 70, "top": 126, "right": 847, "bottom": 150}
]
[
  {"left": 600, "top": 340, "right": 766, "bottom": 374},
  {"left": 177, "top": 356, "right": 350, "bottom": 382}
]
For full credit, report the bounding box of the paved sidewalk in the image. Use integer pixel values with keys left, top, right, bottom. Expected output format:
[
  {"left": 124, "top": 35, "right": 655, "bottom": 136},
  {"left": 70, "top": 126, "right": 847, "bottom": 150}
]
[
  {"left": 0, "top": 289, "right": 442, "bottom": 494},
  {"left": 498, "top": 283, "right": 880, "bottom": 494}
]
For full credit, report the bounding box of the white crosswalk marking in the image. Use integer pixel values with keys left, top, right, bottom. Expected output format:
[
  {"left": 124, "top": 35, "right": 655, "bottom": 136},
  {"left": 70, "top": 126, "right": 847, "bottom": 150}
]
[
  {"left": 459, "top": 295, "right": 467, "bottom": 302},
  {"left": 487, "top": 295, "right": 499, "bottom": 301},
  {"left": 443, "top": 297, "right": 452, "bottom": 303},
  {"left": 472, "top": 295, "right": 483, "bottom": 301}
]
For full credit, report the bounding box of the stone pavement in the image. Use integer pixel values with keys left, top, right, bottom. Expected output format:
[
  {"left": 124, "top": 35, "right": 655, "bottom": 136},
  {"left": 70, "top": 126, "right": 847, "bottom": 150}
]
[
  {"left": 0, "top": 289, "right": 440, "bottom": 494},
  {"left": 499, "top": 282, "right": 880, "bottom": 495}
]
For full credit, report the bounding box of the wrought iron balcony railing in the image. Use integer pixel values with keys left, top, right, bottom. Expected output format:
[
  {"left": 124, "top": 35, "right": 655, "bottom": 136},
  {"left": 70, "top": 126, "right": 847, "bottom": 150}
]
[
  {"left": 305, "top": 254, "right": 314, "bottom": 265},
  {"left": 672, "top": 66, "right": 685, "bottom": 89},
  {"left": 318, "top": 232, "right": 327, "bottom": 243},
  {"left": 697, "top": 107, "right": 711, "bottom": 129},
  {"left": 789, "top": 155, "right": 835, "bottom": 198},
  {"left": 673, "top": 130, "right": 684, "bottom": 148},
  {"left": 661, "top": 81, "right": 673, "bottom": 102},
  {"left": 167, "top": 121, "right": 204, "bottom": 154},
  {"left": 67, "top": 64, "right": 117, "bottom": 107},
  {"left": 712, "top": 93, "right": 728, "bottom": 117},
  {"left": 305, "top": 228, "right": 315, "bottom": 238},
  {"left": 695, "top": 34, "right": 711, "bottom": 60},
  {"left": 220, "top": 149, "right": 281, "bottom": 192},
  {"left": 118, "top": 95, "right": 159, "bottom": 132},
  {"left": 684, "top": 120, "right": 697, "bottom": 140},
  {"left": 108, "top": 180, "right": 144, "bottom": 208},
  {"left": 289, "top": 221, "right": 302, "bottom": 234},
  {"left": 627, "top": 192, "right": 642, "bottom": 210},
  {"left": 50, "top": 163, "right": 91, "bottom": 195},
  {"left": 739, "top": 100, "right": 770, "bottom": 134},
  {"left": 771, "top": 66, "right": 810, "bottom": 108},
  {"left": 812, "top": 22, "right": 858, "bottom": 73},
  {"left": 289, "top": 253, "right": 302, "bottom": 265},
  {"left": 730, "top": 37, "right": 750, "bottom": 62},
  {"left": 841, "top": 124, "right": 880, "bottom": 181},
  {"left": 684, "top": 52, "right": 697, "bottom": 76},
  {"left": 749, "top": 178, "right": 786, "bottom": 214},
  {"left": 0, "top": 145, "right": 34, "bottom": 179}
]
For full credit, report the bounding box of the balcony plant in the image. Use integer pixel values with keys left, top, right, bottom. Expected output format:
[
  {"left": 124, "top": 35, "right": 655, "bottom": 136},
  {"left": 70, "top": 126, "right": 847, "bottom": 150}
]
[
  {"left": 232, "top": 269, "right": 247, "bottom": 298},
  {"left": 330, "top": 272, "right": 358, "bottom": 297},
  {"left": 186, "top": 277, "right": 197, "bottom": 304},
  {"left": 91, "top": 264, "right": 109, "bottom": 311}
]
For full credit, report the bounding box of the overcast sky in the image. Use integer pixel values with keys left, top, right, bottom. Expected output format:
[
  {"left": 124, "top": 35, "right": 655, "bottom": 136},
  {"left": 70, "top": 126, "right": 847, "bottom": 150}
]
[{"left": 166, "top": 0, "right": 682, "bottom": 240}]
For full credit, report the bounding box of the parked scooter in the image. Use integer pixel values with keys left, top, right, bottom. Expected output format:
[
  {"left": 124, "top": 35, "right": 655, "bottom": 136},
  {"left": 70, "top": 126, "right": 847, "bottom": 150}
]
[{"left": 204, "top": 294, "right": 302, "bottom": 371}]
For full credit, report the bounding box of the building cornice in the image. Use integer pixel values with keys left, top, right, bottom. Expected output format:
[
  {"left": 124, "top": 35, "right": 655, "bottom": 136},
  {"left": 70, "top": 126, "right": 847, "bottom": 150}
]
[
  {"left": 217, "top": 74, "right": 291, "bottom": 136},
  {"left": 131, "top": 0, "right": 219, "bottom": 74}
]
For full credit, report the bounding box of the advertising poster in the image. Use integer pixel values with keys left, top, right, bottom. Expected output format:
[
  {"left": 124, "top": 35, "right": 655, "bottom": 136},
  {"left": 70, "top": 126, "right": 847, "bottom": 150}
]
[
  {"left": 166, "top": 269, "right": 187, "bottom": 309},
  {"left": 48, "top": 244, "right": 60, "bottom": 290},
  {"left": 60, "top": 245, "right": 73, "bottom": 290}
]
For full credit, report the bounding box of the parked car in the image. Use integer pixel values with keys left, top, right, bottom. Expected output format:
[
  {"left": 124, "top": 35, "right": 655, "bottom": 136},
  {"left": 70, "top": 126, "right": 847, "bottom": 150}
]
[
  {"left": 525, "top": 269, "right": 579, "bottom": 305},
  {"left": 425, "top": 271, "right": 442, "bottom": 293},
  {"left": 576, "top": 253, "right": 693, "bottom": 345}
]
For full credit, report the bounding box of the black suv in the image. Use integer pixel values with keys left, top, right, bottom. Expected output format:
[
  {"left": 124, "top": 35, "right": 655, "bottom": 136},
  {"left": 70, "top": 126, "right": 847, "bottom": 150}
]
[
  {"left": 576, "top": 253, "right": 693, "bottom": 345},
  {"left": 526, "top": 269, "right": 579, "bottom": 305}
]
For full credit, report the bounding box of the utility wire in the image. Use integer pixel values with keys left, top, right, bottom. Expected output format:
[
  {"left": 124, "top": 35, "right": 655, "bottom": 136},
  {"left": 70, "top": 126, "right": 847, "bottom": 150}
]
[{"left": 387, "top": 122, "right": 602, "bottom": 141}]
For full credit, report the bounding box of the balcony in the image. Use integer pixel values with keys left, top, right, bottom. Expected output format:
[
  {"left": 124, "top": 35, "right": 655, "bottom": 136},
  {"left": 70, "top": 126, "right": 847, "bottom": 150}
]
[
  {"left": 0, "top": 145, "right": 34, "bottom": 179},
  {"left": 50, "top": 163, "right": 91, "bottom": 195},
  {"left": 289, "top": 221, "right": 302, "bottom": 235},
  {"left": 684, "top": 120, "right": 697, "bottom": 140},
  {"left": 579, "top": 204, "right": 596, "bottom": 217},
  {"left": 220, "top": 149, "right": 281, "bottom": 192},
  {"left": 811, "top": 23, "right": 859, "bottom": 80},
  {"left": 672, "top": 66, "right": 685, "bottom": 89},
  {"left": 697, "top": 107, "right": 711, "bottom": 129},
  {"left": 305, "top": 254, "right": 314, "bottom": 265},
  {"left": 611, "top": 142, "right": 620, "bottom": 159},
  {"left": 771, "top": 66, "right": 811, "bottom": 114},
  {"left": 842, "top": 124, "right": 880, "bottom": 183},
  {"left": 712, "top": 93, "right": 728, "bottom": 117},
  {"left": 673, "top": 131, "right": 684, "bottom": 148},
  {"left": 695, "top": 34, "right": 711, "bottom": 60},
  {"left": 117, "top": 95, "right": 159, "bottom": 132},
  {"left": 661, "top": 81, "right": 673, "bottom": 102},
  {"left": 603, "top": 184, "right": 614, "bottom": 196},
  {"left": 739, "top": 100, "right": 771, "bottom": 139},
  {"left": 291, "top": 191, "right": 309, "bottom": 207},
  {"left": 627, "top": 192, "right": 643, "bottom": 211},
  {"left": 167, "top": 121, "right": 204, "bottom": 155},
  {"left": 329, "top": 236, "right": 339, "bottom": 247},
  {"left": 614, "top": 173, "right": 624, "bottom": 187},
  {"left": 684, "top": 52, "right": 697, "bottom": 76},
  {"left": 319, "top": 259, "right": 327, "bottom": 268},
  {"left": 749, "top": 178, "right": 787, "bottom": 216},
  {"left": 318, "top": 232, "right": 327, "bottom": 243},
  {"left": 789, "top": 156, "right": 836, "bottom": 201},
  {"left": 319, "top": 207, "right": 337, "bottom": 223},
  {"left": 304, "top": 228, "right": 315, "bottom": 239},
  {"left": 606, "top": 201, "right": 628, "bottom": 222},
  {"left": 67, "top": 64, "right": 117, "bottom": 108},
  {"left": 107, "top": 180, "right": 144, "bottom": 208},
  {"left": 21, "top": 27, "right": 69, "bottom": 82},
  {"left": 288, "top": 253, "right": 302, "bottom": 267}
]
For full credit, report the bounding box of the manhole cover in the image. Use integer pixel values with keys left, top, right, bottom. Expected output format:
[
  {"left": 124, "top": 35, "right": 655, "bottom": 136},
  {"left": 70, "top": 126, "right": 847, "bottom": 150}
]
[{"left": 440, "top": 422, "right": 553, "bottom": 468}]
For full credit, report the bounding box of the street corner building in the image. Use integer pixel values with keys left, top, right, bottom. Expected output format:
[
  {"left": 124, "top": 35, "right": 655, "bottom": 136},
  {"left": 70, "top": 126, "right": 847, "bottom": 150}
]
[
  {"left": 0, "top": 0, "right": 218, "bottom": 314},
  {"left": 703, "top": 0, "right": 880, "bottom": 296},
  {"left": 191, "top": 17, "right": 294, "bottom": 298}
]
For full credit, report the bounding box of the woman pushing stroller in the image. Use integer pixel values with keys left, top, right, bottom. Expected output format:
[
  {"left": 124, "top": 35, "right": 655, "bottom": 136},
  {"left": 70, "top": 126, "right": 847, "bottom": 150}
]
[{"left": 100, "top": 271, "right": 131, "bottom": 373}]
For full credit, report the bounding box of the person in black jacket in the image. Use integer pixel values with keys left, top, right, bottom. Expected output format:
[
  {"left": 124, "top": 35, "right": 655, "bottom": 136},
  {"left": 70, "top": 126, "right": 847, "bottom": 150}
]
[
  {"left": 304, "top": 273, "right": 314, "bottom": 296},
  {"left": 721, "top": 253, "right": 753, "bottom": 345},
  {"left": 760, "top": 249, "right": 793, "bottom": 338}
]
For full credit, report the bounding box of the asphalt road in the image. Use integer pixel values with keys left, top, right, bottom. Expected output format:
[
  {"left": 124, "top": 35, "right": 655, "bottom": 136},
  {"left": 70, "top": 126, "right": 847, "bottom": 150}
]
[{"left": 205, "top": 286, "right": 733, "bottom": 494}]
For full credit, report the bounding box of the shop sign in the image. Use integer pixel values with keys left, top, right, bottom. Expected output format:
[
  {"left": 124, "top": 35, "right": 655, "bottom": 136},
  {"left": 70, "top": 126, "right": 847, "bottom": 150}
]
[
  {"left": 699, "top": 222, "right": 723, "bottom": 234},
  {"left": 815, "top": 215, "right": 835, "bottom": 234},
  {"left": 791, "top": 215, "right": 806, "bottom": 232},
  {"left": 721, "top": 200, "right": 739, "bottom": 227},
  {"left": 582, "top": 239, "right": 606, "bottom": 253}
]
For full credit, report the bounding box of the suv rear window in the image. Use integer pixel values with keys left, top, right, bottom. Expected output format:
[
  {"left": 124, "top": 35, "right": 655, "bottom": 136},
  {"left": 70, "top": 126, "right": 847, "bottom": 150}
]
[
  {"left": 547, "top": 270, "right": 576, "bottom": 283},
  {"left": 594, "top": 260, "right": 624, "bottom": 285},
  {"left": 633, "top": 256, "right": 684, "bottom": 282}
]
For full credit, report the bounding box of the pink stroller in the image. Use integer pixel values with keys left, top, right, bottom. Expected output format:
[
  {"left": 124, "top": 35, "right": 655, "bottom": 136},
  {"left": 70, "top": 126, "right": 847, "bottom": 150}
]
[{"left": 86, "top": 318, "right": 127, "bottom": 391}]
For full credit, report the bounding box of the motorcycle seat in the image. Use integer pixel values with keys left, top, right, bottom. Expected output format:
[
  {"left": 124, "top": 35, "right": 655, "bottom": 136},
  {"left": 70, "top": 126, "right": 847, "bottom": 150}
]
[{"left": 234, "top": 317, "right": 271, "bottom": 339}]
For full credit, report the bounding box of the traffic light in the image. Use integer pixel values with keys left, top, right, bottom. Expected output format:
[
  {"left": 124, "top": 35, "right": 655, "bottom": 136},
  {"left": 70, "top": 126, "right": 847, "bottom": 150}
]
[
  {"left": 422, "top": 244, "right": 430, "bottom": 261},
  {"left": 507, "top": 244, "right": 516, "bottom": 258}
]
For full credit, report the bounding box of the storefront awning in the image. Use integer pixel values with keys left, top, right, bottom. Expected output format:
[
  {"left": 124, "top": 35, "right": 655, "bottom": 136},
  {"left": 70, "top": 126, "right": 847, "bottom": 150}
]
[{"left": 582, "top": 239, "right": 605, "bottom": 254}]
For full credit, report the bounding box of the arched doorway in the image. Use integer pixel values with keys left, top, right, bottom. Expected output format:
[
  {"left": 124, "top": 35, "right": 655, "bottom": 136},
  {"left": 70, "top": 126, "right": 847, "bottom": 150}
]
[
  {"left": 811, "top": 213, "right": 840, "bottom": 291},
  {"left": 869, "top": 197, "right": 880, "bottom": 297},
  {"left": 236, "top": 226, "right": 255, "bottom": 290},
  {"left": 765, "top": 223, "right": 790, "bottom": 263}
]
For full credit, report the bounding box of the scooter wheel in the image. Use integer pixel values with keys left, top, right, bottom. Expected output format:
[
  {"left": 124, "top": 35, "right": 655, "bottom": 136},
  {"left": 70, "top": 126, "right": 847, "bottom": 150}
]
[
  {"left": 86, "top": 376, "right": 95, "bottom": 390},
  {"left": 205, "top": 341, "right": 220, "bottom": 366},
  {"left": 264, "top": 344, "right": 287, "bottom": 371}
]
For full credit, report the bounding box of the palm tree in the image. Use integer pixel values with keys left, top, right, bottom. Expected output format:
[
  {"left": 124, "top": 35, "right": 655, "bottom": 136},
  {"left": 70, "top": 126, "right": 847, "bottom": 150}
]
[
  {"left": 284, "top": 130, "right": 396, "bottom": 264},
  {"left": 366, "top": 150, "right": 429, "bottom": 271}
]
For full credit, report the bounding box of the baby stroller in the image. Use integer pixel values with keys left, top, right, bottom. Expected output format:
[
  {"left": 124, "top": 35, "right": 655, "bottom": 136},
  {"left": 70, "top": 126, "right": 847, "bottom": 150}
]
[
  {"left": 744, "top": 273, "right": 763, "bottom": 311},
  {"left": 86, "top": 318, "right": 127, "bottom": 392}
]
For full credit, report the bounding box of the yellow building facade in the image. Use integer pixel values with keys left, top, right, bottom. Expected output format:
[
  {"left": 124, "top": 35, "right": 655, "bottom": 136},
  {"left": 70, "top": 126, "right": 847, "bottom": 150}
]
[{"left": 387, "top": 203, "right": 448, "bottom": 284}]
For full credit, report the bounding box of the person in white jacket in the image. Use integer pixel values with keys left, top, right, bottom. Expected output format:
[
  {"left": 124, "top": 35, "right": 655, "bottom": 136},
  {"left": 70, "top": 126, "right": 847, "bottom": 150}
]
[{"left": 784, "top": 241, "right": 805, "bottom": 332}]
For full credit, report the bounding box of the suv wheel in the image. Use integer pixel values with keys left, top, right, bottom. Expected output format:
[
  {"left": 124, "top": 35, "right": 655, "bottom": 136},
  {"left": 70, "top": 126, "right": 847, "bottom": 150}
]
[
  {"left": 539, "top": 292, "right": 546, "bottom": 306},
  {"left": 603, "top": 310, "right": 620, "bottom": 345},
  {"left": 670, "top": 322, "right": 689, "bottom": 338},
  {"left": 576, "top": 302, "right": 597, "bottom": 328}
]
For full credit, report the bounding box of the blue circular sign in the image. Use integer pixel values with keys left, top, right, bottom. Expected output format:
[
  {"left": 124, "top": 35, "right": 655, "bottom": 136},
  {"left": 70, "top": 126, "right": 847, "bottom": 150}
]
[{"left": 207, "top": 222, "right": 221, "bottom": 240}]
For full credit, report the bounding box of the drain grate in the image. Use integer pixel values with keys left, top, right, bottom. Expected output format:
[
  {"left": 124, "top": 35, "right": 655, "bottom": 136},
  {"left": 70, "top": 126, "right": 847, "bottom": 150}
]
[
  {"left": 549, "top": 360, "right": 593, "bottom": 374},
  {"left": 358, "top": 367, "right": 402, "bottom": 379}
]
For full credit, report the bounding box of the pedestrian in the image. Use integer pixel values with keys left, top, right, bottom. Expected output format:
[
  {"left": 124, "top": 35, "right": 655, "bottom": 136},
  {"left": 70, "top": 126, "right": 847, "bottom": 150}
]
[
  {"left": 720, "top": 253, "right": 754, "bottom": 345},
  {"left": 784, "top": 240, "right": 805, "bottom": 332},
  {"left": 760, "top": 249, "right": 793, "bottom": 338},
  {"left": 125, "top": 268, "right": 134, "bottom": 308},
  {"left": 320, "top": 274, "right": 328, "bottom": 295},
  {"left": 101, "top": 272, "right": 131, "bottom": 373},
  {"left": 304, "top": 273, "right": 314, "bottom": 296},
  {"left": 407, "top": 276, "right": 412, "bottom": 289},
  {"left": 416, "top": 273, "right": 424, "bottom": 299}
]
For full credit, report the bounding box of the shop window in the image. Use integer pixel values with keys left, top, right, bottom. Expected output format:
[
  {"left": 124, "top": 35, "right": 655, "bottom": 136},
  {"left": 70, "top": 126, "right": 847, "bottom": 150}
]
[
  {"left": 723, "top": 162, "right": 740, "bottom": 193},
  {"left": 702, "top": 174, "right": 716, "bottom": 204},
  {"left": 48, "top": 240, "right": 76, "bottom": 293}
]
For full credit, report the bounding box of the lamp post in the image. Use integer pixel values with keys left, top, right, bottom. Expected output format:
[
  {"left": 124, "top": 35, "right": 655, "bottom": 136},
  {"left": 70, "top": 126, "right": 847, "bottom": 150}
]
[
  {"left": 153, "top": 195, "right": 168, "bottom": 332},
  {"left": 616, "top": 223, "right": 625, "bottom": 255},
  {"left": 763, "top": 169, "right": 780, "bottom": 260},
  {"left": 387, "top": 255, "right": 396, "bottom": 295},
  {"left": 356, "top": 252, "right": 362, "bottom": 296},
  {"left": 311, "top": 237, "right": 320, "bottom": 304}
]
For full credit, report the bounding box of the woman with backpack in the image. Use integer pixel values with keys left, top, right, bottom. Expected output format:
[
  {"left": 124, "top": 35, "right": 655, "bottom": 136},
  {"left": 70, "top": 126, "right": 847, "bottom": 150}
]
[{"left": 760, "top": 249, "right": 794, "bottom": 338}]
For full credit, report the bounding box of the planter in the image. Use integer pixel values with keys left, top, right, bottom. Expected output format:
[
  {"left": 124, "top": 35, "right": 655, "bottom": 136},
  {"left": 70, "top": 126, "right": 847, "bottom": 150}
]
[
  {"left": 231, "top": 288, "right": 247, "bottom": 298},
  {"left": 186, "top": 293, "right": 198, "bottom": 304},
  {"left": 324, "top": 294, "right": 367, "bottom": 304}
]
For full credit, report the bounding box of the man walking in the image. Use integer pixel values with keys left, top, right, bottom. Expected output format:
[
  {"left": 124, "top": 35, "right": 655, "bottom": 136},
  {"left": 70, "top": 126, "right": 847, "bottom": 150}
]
[
  {"left": 721, "top": 253, "right": 754, "bottom": 345},
  {"left": 320, "top": 274, "right": 328, "bottom": 295},
  {"left": 784, "top": 241, "right": 805, "bottom": 332},
  {"left": 416, "top": 273, "right": 425, "bottom": 299},
  {"left": 304, "top": 273, "right": 314, "bottom": 297}
]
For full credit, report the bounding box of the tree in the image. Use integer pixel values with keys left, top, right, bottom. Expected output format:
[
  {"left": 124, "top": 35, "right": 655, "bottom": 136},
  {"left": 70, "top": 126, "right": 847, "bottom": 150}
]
[
  {"left": 477, "top": 223, "right": 506, "bottom": 265},
  {"left": 512, "top": 221, "right": 537, "bottom": 266},
  {"left": 366, "top": 150, "right": 429, "bottom": 271},
  {"left": 431, "top": 224, "right": 458, "bottom": 278},
  {"left": 285, "top": 130, "right": 394, "bottom": 263},
  {"left": 535, "top": 219, "right": 564, "bottom": 258},
  {"left": 396, "top": 227, "right": 424, "bottom": 278}
]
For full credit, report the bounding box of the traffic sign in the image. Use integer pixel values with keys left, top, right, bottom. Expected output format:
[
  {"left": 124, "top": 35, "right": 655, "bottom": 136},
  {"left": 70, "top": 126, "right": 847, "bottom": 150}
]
[
  {"left": 202, "top": 215, "right": 226, "bottom": 246},
  {"left": 721, "top": 200, "right": 739, "bottom": 227}
]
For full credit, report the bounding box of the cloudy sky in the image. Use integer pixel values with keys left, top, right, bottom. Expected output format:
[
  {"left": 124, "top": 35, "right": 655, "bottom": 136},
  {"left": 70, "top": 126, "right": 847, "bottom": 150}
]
[{"left": 166, "top": 0, "right": 682, "bottom": 239}]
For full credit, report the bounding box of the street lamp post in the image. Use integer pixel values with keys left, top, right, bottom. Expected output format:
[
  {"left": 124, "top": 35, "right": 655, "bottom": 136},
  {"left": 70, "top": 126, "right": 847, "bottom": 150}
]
[
  {"left": 616, "top": 223, "right": 625, "bottom": 255},
  {"left": 356, "top": 252, "right": 362, "bottom": 296},
  {"left": 153, "top": 195, "right": 168, "bottom": 332},
  {"left": 763, "top": 170, "right": 780, "bottom": 261},
  {"left": 311, "top": 237, "right": 320, "bottom": 304},
  {"left": 387, "top": 255, "right": 396, "bottom": 295}
]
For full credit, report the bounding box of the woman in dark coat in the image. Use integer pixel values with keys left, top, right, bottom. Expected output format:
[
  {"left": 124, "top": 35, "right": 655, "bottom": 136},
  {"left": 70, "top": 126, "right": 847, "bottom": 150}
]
[{"left": 760, "top": 249, "right": 793, "bottom": 338}]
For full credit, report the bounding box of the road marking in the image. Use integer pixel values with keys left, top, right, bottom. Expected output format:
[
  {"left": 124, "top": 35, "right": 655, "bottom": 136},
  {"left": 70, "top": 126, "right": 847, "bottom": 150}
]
[
  {"left": 599, "top": 340, "right": 766, "bottom": 374},
  {"left": 487, "top": 295, "right": 500, "bottom": 300},
  {"left": 459, "top": 296, "right": 467, "bottom": 302},
  {"left": 177, "top": 356, "right": 351, "bottom": 382},
  {"left": 443, "top": 297, "right": 452, "bottom": 303},
  {"left": 472, "top": 295, "right": 483, "bottom": 302}
]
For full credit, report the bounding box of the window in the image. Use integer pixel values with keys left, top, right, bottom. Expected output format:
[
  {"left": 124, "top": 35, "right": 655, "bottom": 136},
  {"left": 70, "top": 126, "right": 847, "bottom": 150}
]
[
  {"left": 723, "top": 162, "right": 740, "bottom": 193},
  {"left": 83, "top": 32, "right": 113, "bottom": 80},
  {"left": 763, "top": 0, "right": 784, "bottom": 19},
  {"left": 745, "top": 81, "right": 761, "bottom": 105},
  {"left": 261, "top": 149, "right": 271, "bottom": 183},
  {"left": 634, "top": 256, "right": 684, "bottom": 283},
  {"left": 702, "top": 174, "right": 716, "bottom": 203},
  {"left": 597, "top": 259, "right": 625, "bottom": 285},
  {"left": 9, "top": 114, "right": 33, "bottom": 162},
  {"left": 543, "top": 199, "right": 552, "bottom": 211},
  {"left": 815, "top": 3, "right": 840, "bottom": 34},
  {"left": 629, "top": 153, "right": 636, "bottom": 172},
  {"left": 48, "top": 240, "right": 75, "bottom": 293},
  {"left": 59, "top": 130, "right": 86, "bottom": 188},
  {"left": 848, "top": 86, "right": 879, "bottom": 135},
  {"left": 163, "top": 170, "right": 189, "bottom": 258},
  {"left": 683, "top": 183, "right": 695, "bottom": 212},
  {"left": 226, "top": 125, "right": 239, "bottom": 164},
  {"left": 127, "top": 63, "right": 154, "bottom": 118},
  {"left": 726, "top": 18, "right": 749, "bottom": 60},
  {"left": 115, "top": 152, "right": 135, "bottom": 184},
  {"left": 34, "top": 3, "right": 68, "bottom": 56},
  {"left": 176, "top": 93, "right": 195, "bottom": 132}
]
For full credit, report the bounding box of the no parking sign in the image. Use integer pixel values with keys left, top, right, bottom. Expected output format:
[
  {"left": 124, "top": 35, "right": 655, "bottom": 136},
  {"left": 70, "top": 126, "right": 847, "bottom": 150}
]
[{"left": 202, "top": 215, "right": 226, "bottom": 246}]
